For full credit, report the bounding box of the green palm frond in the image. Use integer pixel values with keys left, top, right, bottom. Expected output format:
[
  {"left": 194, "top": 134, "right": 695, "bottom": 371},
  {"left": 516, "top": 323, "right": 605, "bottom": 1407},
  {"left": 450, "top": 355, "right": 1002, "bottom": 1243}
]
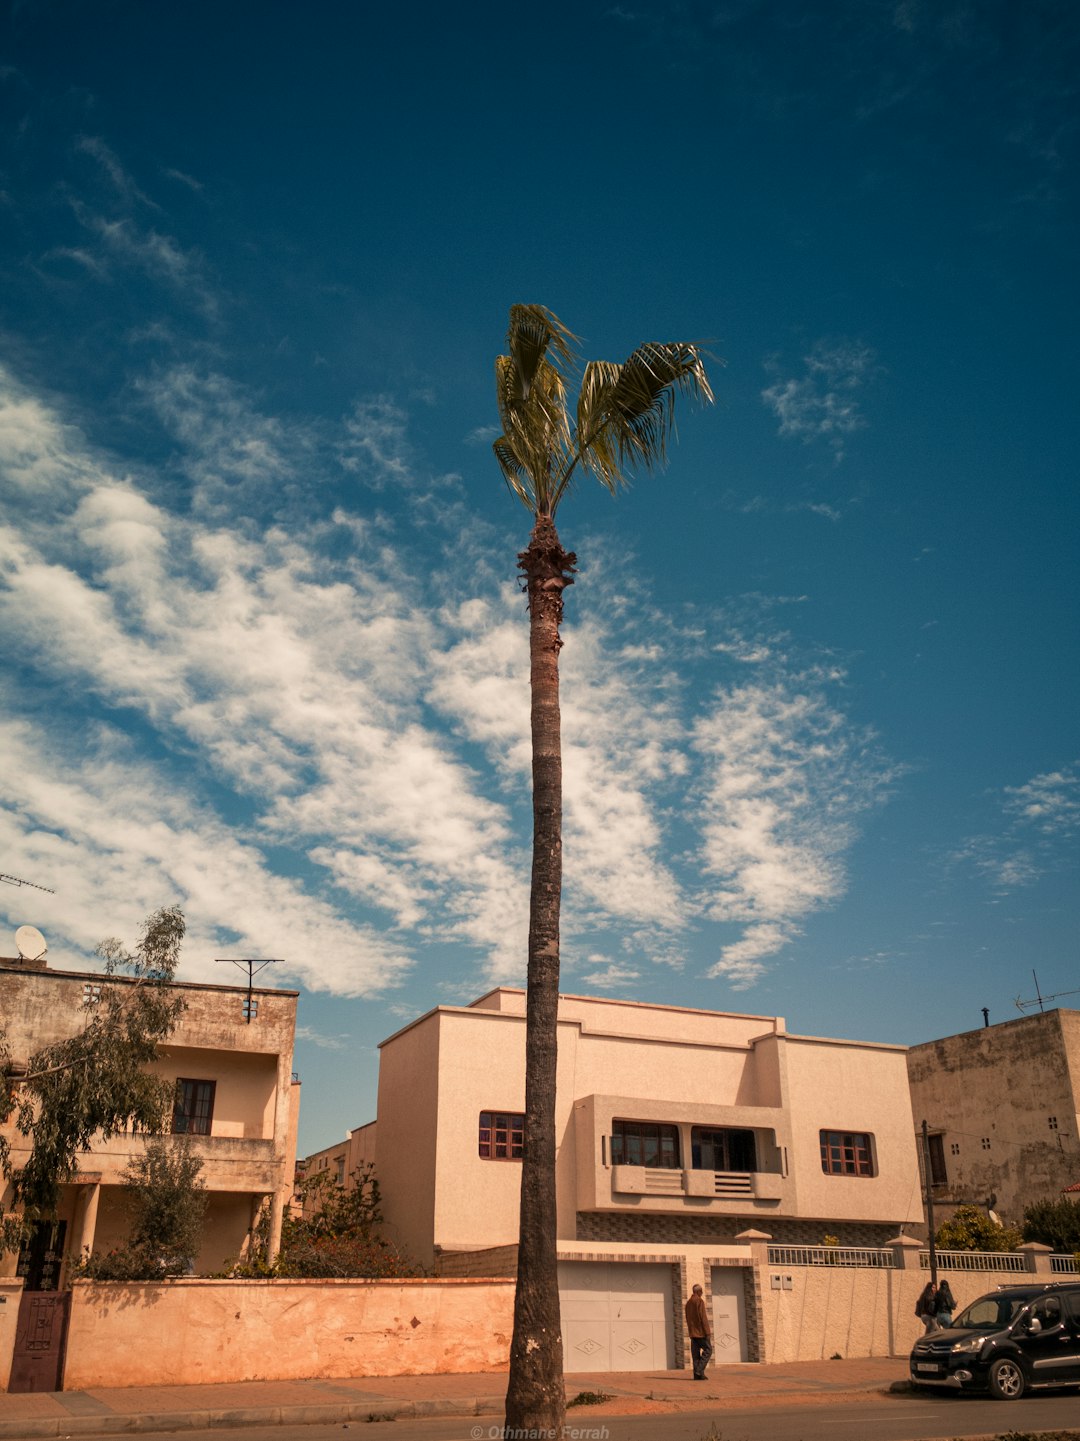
[
  {"left": 506, "top": 304, "right": 577, "bottom": 402},
  {"left": 576, "top": 342, "right": 714, "bottom": 479},
  {"left": 494, "top": 348, "right": 574, "bottom": 515},
  {"left": 494, "top": 308, "right": 714, "bottom": 519},
  {"left": 493, "top": 435, "right": 538, "bottom": 511}
]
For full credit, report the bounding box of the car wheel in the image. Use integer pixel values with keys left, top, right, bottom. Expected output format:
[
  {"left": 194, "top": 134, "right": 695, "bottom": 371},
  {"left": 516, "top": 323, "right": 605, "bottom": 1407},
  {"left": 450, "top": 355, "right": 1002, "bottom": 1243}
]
[{"left": 988, "top": 1357, "right": 1026, "bottom": 1400}]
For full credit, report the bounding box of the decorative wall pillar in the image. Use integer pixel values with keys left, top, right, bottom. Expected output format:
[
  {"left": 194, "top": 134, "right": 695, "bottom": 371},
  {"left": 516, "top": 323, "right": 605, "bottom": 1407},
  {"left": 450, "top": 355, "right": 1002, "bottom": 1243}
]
[
  {"left": 1019, "top": 1241, "right": 1053, "bottom": 1276},
  {"left": 887, "top": 1234, "right": 924, "bottom": 1271}
]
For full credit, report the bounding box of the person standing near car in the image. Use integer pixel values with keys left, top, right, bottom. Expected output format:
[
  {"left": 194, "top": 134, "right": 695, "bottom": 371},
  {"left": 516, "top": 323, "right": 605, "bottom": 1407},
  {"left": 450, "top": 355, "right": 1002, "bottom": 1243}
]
[
  {"left": 916, "top": 1280, "right": 940, "bottom": 1332},
  {"left": 685, "top": 1283, "right": 713, "bottom": 1380},
  {"left": 935, "top": 1280, "right": 956, "bottom": 1328}
]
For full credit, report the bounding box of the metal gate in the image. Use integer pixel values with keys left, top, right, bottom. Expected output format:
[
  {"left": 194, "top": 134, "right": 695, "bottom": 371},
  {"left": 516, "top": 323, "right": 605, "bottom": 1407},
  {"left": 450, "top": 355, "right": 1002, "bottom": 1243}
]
[{"left": 9, "top": 1290, "right": 70, "bottom": 1393}]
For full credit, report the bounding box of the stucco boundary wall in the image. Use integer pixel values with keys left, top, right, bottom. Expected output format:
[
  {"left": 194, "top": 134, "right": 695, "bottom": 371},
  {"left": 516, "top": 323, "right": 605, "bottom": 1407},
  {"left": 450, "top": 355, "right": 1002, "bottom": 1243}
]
[
  {"left": 759, "top": 1240, "right": 1058, "bottom": 1363},
  {"left": 62, "top": 1277, "right": 514, "bottom": 1390}
]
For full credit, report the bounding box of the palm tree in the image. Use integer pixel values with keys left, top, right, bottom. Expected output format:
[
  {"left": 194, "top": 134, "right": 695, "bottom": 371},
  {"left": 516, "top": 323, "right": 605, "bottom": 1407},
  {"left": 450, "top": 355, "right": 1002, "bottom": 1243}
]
[{"left": 493, "top": 305, "right": 713, "bottom": 1434}]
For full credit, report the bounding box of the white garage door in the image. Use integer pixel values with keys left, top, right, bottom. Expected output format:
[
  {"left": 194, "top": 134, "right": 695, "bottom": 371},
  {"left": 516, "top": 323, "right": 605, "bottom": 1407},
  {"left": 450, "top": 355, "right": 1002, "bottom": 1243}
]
[{"left": 558, "top": 1261, "right": 674, "bottom": 1372}]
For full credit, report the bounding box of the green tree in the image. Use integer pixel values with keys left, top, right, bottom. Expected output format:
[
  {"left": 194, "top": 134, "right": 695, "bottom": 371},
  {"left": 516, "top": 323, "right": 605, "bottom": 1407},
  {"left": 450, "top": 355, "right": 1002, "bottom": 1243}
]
[
  {"left": 493, "top": 305, "right": 713, "bottom": 1435},
  {"left": 1, "top": 906, "right": 188, "bottom": 1255},
  {"left": 237, "top": 1163, "right": 417, "bottom": 1278},
  {"left": 74, "top": 1136, "right": 207, "bottom": 1280},
  {"left": 936, "top": 1203, "right": 1022, "bottom": 1252},
  {"left": 1022, "top": 1196, "right": 1080, "bottom": 1254}
]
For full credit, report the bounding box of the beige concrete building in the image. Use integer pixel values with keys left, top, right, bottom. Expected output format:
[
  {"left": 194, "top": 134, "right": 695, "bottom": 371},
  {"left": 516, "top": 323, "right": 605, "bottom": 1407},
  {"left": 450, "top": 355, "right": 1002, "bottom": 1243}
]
[
  {"left": 336, "top": 987, "right": 923, "bottom": 1369},
  {"left": 0, "top": 947, "right": 300, "bottom": 1287},
  {"left": 294, "top": 1121, "right": 375, "bottom": 1221},
  {"left": 907, "top": 1007, "right": 1080, "bottom": 1228}
]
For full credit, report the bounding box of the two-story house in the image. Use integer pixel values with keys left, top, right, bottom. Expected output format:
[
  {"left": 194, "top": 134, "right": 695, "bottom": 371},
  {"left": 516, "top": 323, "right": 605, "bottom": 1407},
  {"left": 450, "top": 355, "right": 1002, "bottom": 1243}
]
[
  {"left": 0, "top": 944, "right": 300, "bottom": 1287},
  {"left": 349, "top": 987, "right": 923, "bottom": 1369}
]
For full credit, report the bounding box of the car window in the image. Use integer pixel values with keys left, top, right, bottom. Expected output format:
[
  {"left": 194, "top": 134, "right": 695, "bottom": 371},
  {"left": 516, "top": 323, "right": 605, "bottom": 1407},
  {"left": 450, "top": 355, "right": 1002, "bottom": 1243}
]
[
  {"left": 1064, "top": 1294, "right": 1080, "bottom": 1326},
  {"left": 955, "top": 1295, "right": 1020, "bottom": 1330},
  {"left": 1033, "top": 1297, "right": 1062, "bottom": 1328}
]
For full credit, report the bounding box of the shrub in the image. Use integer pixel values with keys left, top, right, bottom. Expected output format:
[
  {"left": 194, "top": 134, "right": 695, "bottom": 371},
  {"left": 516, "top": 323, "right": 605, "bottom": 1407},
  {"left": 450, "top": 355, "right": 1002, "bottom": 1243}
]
[
  {"left": 1022, "top": 1196, "right": 1080, "bottom": 1253},
  {"left": 935, "top": 1204, "right": 1022, "bottom": 1252}
]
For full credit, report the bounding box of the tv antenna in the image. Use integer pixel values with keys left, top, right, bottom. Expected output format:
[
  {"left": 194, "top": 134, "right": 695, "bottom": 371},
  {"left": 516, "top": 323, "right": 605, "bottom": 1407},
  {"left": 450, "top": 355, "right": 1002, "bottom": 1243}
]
[
  {"left": 215, "top": 957, "right": 284, "bottom": 1023},
  {"left": 1, "top": 873, "right": 55, "bottom": 894},
  {"left": 1015, "top": 969, "right": 1080, "bottom": 1014}
]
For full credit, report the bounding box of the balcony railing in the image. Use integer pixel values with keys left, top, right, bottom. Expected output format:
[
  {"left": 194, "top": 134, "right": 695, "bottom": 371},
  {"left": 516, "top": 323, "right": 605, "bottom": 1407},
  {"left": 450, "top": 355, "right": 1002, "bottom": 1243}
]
[{"left": 611, "top": 1165, "right": 783, "bottom": 1202}]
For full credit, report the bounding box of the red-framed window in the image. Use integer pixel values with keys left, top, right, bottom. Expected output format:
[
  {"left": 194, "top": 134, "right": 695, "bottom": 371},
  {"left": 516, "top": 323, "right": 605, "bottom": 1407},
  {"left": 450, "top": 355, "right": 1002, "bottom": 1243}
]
[
  {"left": 479, "top": 1110, "right": 524, "bottom": 1160},
  {"left": 611, "top": 1120, "right": 681, "bottom": 1169},
  {"left": 819, "top": 1129, "right": 874, "bottom": 1177},
  {"left": 173, "top": 1078, "right": 216, "bottom": 1136}
]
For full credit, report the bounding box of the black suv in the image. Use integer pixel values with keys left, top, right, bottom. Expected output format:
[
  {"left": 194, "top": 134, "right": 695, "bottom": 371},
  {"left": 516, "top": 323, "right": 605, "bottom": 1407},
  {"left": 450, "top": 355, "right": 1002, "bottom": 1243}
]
[{"left": 910, "top": 1281, "right": 1080, "bottom": 1399}]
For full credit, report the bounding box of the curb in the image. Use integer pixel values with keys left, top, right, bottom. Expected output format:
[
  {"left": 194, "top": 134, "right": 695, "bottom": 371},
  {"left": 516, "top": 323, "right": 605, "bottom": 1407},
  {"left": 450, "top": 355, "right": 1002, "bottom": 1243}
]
[{"left": 0, "top": 1396, "right": 506, "bottom": 1439}]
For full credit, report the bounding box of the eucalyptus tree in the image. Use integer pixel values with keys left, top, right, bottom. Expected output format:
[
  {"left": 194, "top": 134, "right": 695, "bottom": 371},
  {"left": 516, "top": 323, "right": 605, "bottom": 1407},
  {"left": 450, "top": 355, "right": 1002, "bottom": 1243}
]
[
  {"left": 493, "top": 305, "right": 712, "bottom": 1433},
  {"left": 0, "top": 906, "right": 188, "bottom": 1254}
]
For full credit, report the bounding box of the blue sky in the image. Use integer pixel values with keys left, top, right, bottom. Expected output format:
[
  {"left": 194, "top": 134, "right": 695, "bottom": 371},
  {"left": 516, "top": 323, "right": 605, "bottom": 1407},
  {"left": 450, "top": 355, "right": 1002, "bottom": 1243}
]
[{"left": 0, "top": 0, "right": 1076, "bottom": 1155}]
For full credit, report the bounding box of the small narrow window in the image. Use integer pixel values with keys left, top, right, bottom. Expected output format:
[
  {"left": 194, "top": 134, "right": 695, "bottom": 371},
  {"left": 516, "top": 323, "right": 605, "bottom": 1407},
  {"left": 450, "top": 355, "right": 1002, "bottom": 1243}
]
[
  {"left": 1049, "top": 1116, "right": 1059, "bottom": 1131},
  {"left": 173, "top": 1078, "right": 216, "bottom": 1136},
  {"left": 479, "top": 1110, "right": 524, "bottom": 1160},
  {"left": 819, "top": 1129, "right": 874, "bottom": 1177},
  {"left": 927, "top": 1132, "right": 947, "bottom": 1185},
  {"left": 83, "top": 982, "right": 102, "bottom": 1005}
]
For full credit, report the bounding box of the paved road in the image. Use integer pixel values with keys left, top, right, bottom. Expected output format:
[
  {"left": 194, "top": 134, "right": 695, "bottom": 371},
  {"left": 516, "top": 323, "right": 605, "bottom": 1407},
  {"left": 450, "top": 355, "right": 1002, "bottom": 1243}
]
[{"left": 70, "top": 1393, "right": 1080, "bottom": 1441}]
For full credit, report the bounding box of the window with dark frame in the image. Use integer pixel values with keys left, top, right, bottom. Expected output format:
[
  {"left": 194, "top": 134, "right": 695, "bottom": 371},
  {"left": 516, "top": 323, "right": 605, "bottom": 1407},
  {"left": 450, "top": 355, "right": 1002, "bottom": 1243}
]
[
  {"left": 610, "top": 1120, "right": 681, "bottom": 1169},
  {"left": 172, "top": 1078, "right": 216, "bottom": 1136},
  {"left": 691, "top": 1126, "right": 757, "bottom": 1172},
  {"left": 478, "top": 1110, "right": 524, "bottom": 1160},
  {"left": 927, "top": 1131, "right": 948, "bottom": 1185},
  {"left": 819, "top": 1129, "right": 874, "bottom": 1177}
]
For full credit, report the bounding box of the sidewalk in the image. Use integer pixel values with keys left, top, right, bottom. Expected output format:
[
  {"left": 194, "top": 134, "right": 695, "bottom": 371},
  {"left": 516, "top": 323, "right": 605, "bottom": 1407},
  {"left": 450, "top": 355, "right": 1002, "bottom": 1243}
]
[{"left": 0, "top": 1357, "right": 910, "bottom": 1438}]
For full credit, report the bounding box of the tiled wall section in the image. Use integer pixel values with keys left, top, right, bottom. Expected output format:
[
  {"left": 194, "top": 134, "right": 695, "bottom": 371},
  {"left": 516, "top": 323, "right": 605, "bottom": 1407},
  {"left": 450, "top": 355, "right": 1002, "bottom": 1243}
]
[
  {"left": 434, "top": 1245, "right": 519, "bottom": 1278},
  {"left": 576, "top": 1213, "right": 897, "bottom": 1248}
]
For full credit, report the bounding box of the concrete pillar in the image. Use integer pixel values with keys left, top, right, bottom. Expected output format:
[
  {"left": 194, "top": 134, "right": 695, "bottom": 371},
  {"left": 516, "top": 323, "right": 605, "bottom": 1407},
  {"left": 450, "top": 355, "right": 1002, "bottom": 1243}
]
[
  {"left": 1019, "top": 1241, "right": 1053, "bottom": 1276},
  {"left": 887, "top": 1234, "right": 924, "bottom": 1271},
  {"left": 268, "top": 1191, "right": 284, "bottom": 1263},
  {"left": 74, "top": 1182, "right": 101, "bottom": 1262}
]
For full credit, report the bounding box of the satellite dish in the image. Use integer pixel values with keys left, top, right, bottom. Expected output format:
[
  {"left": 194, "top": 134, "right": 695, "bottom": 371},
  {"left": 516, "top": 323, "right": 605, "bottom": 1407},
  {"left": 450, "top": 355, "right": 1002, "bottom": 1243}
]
[{"left": 15, "top": 925, "right": 47, "bottom": 961}]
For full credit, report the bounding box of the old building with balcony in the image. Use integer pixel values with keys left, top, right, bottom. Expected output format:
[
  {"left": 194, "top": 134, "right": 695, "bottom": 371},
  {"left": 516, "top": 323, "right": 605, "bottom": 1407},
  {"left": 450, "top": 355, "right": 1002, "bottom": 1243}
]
[{"left": 0, "top": 944, "right": 300, "bottom": 1288}]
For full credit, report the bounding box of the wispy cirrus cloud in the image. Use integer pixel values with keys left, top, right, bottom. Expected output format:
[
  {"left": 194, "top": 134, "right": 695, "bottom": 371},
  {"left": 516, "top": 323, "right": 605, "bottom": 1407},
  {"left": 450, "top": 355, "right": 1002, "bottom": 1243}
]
[
  {"left": 762, "top": 340, "right": 878, "bottom": 462},
  {"left": 694, "top": 672, "right": 898, "bottom": 986},
  {"left": 0, "top": 359, "right": 900, "bottom": 998},
  {"left": 952, "top": 764, "right": 1080, "bottom": 894}
]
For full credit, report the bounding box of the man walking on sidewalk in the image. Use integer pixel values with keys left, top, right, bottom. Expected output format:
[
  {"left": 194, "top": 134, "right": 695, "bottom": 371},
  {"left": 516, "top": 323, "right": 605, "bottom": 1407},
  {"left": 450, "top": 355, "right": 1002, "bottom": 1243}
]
[{"left": 685, "top": 1283, "right": 713, "bottom": 1380}]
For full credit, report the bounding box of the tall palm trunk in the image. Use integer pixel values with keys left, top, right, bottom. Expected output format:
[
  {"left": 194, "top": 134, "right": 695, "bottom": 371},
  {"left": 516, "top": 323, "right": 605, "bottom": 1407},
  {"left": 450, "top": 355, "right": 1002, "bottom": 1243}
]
[{"left": 505, "top": 513, "right": 575, "bottom": 1434}]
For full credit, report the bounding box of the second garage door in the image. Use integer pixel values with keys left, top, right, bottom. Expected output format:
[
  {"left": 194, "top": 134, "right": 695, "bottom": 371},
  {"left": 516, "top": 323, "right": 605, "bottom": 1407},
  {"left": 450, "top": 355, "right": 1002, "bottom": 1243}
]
[{"left": 558, "top": 1261, "right": 674, "bottom": 1372}]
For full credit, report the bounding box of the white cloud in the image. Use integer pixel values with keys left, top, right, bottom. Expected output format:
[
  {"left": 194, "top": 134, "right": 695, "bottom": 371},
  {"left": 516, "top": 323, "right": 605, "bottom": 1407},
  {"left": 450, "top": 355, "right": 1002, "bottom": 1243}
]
[
  {"left": 762, "top": 340, "right": 877, "bottom": 461},
  {"left": 1004, "top": 766, "right": 1080, "bottom": 835},
  {"left": 581, "top": 961, "right": 641, "bottom": 988},
  {"left": 951, "top": 764, "right": 1079, "bottom": 895},
  {"left": 0, "top": 362, "right": 901, "bottom": 1003},
  {"left": 694, "top": 674, "right": 895, "bottom": 985},
  {"left": 0, "top": 716, "right": 412, "bottom": 997}
]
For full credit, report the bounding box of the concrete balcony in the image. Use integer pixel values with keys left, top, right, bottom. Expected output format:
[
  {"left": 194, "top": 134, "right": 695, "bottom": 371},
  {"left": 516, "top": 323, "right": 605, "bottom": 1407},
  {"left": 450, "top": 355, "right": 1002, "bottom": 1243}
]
[{"left": 610, "top": 1165, "right": 786, "bottom": 1205}]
